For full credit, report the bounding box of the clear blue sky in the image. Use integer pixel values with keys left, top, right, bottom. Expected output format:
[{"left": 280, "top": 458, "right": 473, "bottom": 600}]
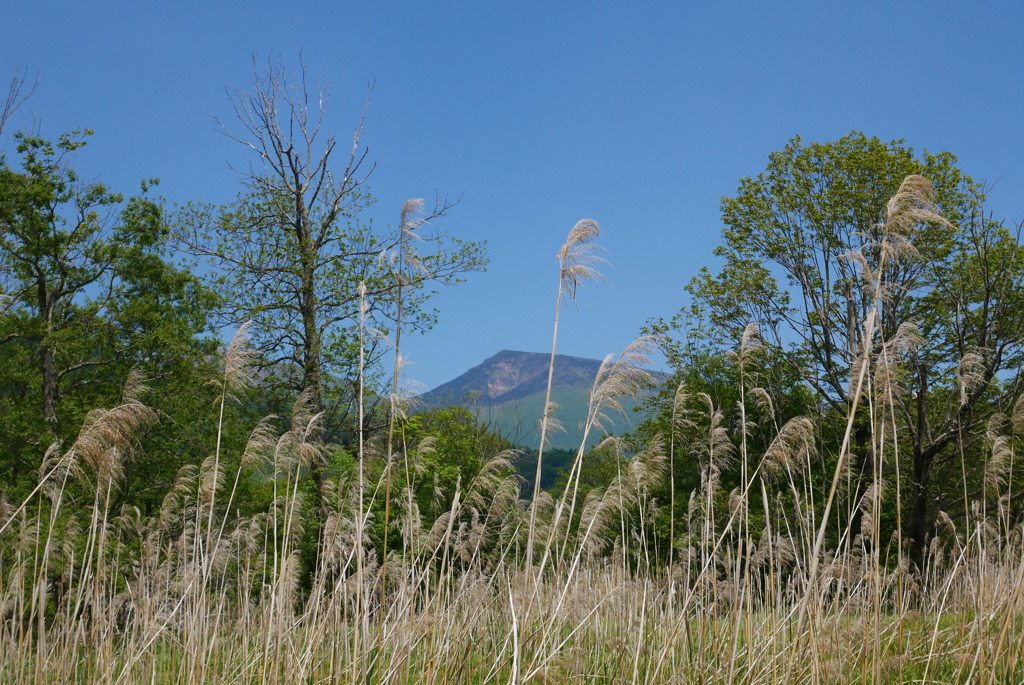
[{"left": 3, "top": 1, "right": 1023, "bottom": 390}]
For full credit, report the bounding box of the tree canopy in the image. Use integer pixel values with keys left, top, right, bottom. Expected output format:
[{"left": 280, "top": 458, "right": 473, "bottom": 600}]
[
  {"left": 653, "top": 132, "right": 1024, "bottom": 570},
  {"left": 0, "top": 130, "right": 217, "bottom": 494}
]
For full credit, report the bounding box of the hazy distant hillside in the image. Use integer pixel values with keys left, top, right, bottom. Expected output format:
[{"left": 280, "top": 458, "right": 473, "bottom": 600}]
[{"left": 421, "top": 350, "right": 662, "bottom": 449}]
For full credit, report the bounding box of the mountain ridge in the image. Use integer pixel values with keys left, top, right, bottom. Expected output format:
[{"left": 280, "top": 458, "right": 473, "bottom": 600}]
[{"left": 421, "top": 349, "right": 665, "bottom": 449}]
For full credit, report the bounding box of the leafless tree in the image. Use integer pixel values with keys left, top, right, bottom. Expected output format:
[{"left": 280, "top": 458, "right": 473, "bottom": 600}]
[
  {"left": 176, "top": 57, "right": 487, "bottom": 449},
  {"left": 0, "top": 67, "right": 37, "bottom": 139}
]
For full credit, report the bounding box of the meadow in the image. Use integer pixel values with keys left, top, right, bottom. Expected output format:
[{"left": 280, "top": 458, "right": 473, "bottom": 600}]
[{"left": 2, "top": 177, "right": 1023, "bottom": 684}]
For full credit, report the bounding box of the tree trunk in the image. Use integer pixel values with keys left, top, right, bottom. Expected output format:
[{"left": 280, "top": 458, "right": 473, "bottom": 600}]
[
  {"left": 37, "top": 277, "right": 59, "bottom": 443},
  {"left": 300, "top": 290, "right": 323, "bottom": 414},
  {"left": 40, "top": 342, "right": 59, "bottom": 442},
  {"left": 908, "top": 449, "right": 931, "bottom": 575},
  {"left": 298, "top": 227, "right": 327, "bottom": 513}
]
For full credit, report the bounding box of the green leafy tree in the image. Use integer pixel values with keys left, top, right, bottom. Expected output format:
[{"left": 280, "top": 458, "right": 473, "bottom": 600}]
[
  {"left": 635, "top": 334, "right": 818, "bottom": 565},
  {"left": 658, "top": 132, "right": 1024, "bottom": 570},
  {"left": 403, "top": 406, "right": 515, "bottom": 520},
  {"left": 0, "top": 130, "right": 216, "bottom": 494}
]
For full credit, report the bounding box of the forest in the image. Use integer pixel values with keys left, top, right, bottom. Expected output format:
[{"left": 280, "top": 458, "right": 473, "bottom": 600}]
[{"left": 2, "top": 64, "right": 1024, "bottom": 684}]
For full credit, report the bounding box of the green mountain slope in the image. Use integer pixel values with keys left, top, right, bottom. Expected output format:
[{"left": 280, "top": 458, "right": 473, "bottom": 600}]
[{"left": 421, "top": 350, "right": 659, "bottom": 450}]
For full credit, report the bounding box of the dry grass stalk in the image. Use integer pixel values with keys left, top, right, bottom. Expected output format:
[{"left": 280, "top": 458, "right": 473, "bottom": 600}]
[
  {"left": 527, "top": 219, "right": 606, "bottom": 573},
  {"left": 3, "top": 199, "right": 1024, "bottom": 684}
]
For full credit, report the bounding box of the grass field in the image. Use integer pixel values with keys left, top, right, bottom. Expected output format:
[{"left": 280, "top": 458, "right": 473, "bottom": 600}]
[{"left": 3, "top": 200, "right": 1023, "bottom": 684}]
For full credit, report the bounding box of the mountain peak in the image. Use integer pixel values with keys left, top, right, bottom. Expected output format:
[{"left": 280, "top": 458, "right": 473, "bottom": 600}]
[
  {"left": 423, "top": 350, "right": 603, "bottom": 404},
  {"left": 420, "top": 350, "right": 666, "bottom": 449}
]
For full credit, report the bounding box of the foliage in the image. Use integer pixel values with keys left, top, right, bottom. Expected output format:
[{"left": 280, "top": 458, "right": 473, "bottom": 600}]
[
  {"left": 516, "top": 446, "right": 575, "bottom": 492},
  {"left": 399, "top": 406, "right": 516, "bottom": 524},
  {"left": 652, "top": 132, "right": 1024, "bottom": 570},
  {"left": 2, "top": 74, "right": 1024, "bottom": 682},
  {"left": 0, "top": 130, "right": 216, "bottom": 499}
]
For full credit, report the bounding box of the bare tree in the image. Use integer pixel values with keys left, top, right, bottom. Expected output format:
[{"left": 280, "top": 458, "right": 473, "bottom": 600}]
[
  {"left": 177, "top": 57, "right": 487, "bottom": 447},
  {"left": 0, "top": 67, "right": 37, "bottom": 139},
  {"left": 0, "top": 67, "right": 38, "bottom": 318}
]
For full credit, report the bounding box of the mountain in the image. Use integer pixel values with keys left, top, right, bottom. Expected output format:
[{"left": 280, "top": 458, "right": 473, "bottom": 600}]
[{"left": 421, "top": 350, "right": 663, "bottom": 449}]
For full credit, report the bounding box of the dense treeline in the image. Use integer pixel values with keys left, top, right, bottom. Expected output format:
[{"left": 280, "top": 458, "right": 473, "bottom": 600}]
[
  {"left": 642, "top": 132, "right": 1024, "bottom": 573},
  {"left": 2, "top": 62, "right": 1024, "bottom": 682}
]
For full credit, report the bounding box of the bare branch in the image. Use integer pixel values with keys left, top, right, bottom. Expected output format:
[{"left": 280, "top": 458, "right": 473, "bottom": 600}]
[{"left": 0, "top": 67, "right": 37, "bottom": 138}]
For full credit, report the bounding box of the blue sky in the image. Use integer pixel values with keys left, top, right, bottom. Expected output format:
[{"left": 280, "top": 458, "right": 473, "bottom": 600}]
[{"left": 3, "top": 1, "right": 1023, "bottom": 390}]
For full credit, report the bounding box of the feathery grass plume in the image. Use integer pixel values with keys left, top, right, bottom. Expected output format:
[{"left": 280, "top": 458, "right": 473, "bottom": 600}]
[
  {"left": 239, "top": 415, "right": 279, "bottom": 471},
  {"left": 874, "top": 176, "right": 948, "bottom": 288},
  {"left": 541, "top": 338, "right": 658, "bottom": 576},
  {"left": 985, "top": 434, "right": 1013, "bottom": 499},
  {"left": 985, "top": 413, "right": 1009, "bottom": 443},
  {"left": 726, "top": 322, "right": 763, "bottom": 371},
  {"left": 585, "top": 435, "right": 666, "bottom": 559},
  {"left": 782, "top": 175, "right": 954, "bottom": 683},
  {"left": 1012, "top": 394, "right": 1024, "bottom": 435},
  {"left": 121, "top": 367, "right": 148, "bottom": 404},
  {"left": 739, "top": 320, "right": 761, "bottom": 352},
  {"left": 750, "top": 528, "right": 796, "bottom": 571},
  {"left": 667, "top": 381, "right": 691, "bottom": 567},
  {"left": 381, "top": 198, "right": 426, "bottom": 605},
  {"left": 464, "top": 449, "right": 518, "bottom": 511},
  {"left": 557, "top": 218, "right": 607, "bottom": 303},
  {"left": 66, "top": 370, "right": 159, "bottom": 492},
  {"left": 388, "top": 355, "right": 425, "bottom": 420},
  {"left": 531, "top": 489, "right": 555, "bottom": 520},
  {"left": 749, "top": 387, "right": 776, "bottom": 426},
  {"left": 401, "top": 196, "right": 425, "bottom": 225},
  {"left": 318, "top": 510, "right": 355, "bottom": 575},
  {"left": 586, "top": 336, "right": 658, "bottom": 435},
  {"left": 576, "top": 488, "right": 612, "bottom": 558},
  {"left": 936, "top": 509, "right": 960, "bottom": 543},
  {"left": 537, "top": 401, "right": 566, "bottom": 449},
  {"left": 695, "top": 392, "right": 736, "bottom": 477},
  {"left": 628, "top": 434, "right": 667, "bottom": 494},
  {"left": 761, "top": 416, "right": 816, "bottom": 480},
  {"left": 485, "top": 475, "right": 522, "bottom": 536},
  {"left": 884, "top": 174, "right": 948, "bottom": 235},
  {"left": 527, "top": 489, "right": 556, "bottom": 550},
  {"left": 0, "top": 492, "right": 10, "bottom": 532},
  {"left": 845, "top": 310, "right": 876, "bottom": 401},
  {"left": 670, "top": 382, "right": 694, "bottom": 435},
  {"left": 407, "top": 435, "right": 436, "bottom": 481},
  {"left": 394, "top": 484, "right": 423, "bottom": 546},
  {"left": 204, "top": 322, "right": 256, "bottom": 563},
  {"left": 857, "top": 479, "right": 887, "bottom": 540},
  {"left": 728, "top": 487, "right": 745, "bottom": 518},
  {"left": 289, "top": 387, "right": 325, "bottom": 469},
  {"left": 37, "top": 440, "right": 68, "bottom": 502},
  {"left": 380, "top": 197, "right": 433, "bottom": 280},
  {"left": 841, "top": 248, "right": 879, "bottom": 300},
  {"left": 425, "top": 511, "right": 455, "bottom": 552},
  {"left": 388, "top": 196, "right": 426, "bottom": 273},
  {"left": 527, "top": 218, "right": 607, "bottom": 572},
  {"left": 220, "top": 321, "right": 257, "bottom": 397},
  {"left": 958, "top": 350, "right": 987, "bottom": 406},
  {"left": 878, "top": 227, "right": 919, "bottom": 265},
  {"left": 876, "top": 321, "right": 922, "bottom": 400},
  {"left": 159, "top": 464, "right": 198, "bottom": 530},
  {"left": 730, "top": 324, "right": 762, "bottom": 589},
  {"left": 198, "top": 454, "right": 226, "bottom": 507}
]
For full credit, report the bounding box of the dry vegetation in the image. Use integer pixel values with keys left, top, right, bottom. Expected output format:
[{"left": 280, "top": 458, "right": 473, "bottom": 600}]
[{"left": 1, "top": 183, "right": 1023, "bottom": 684}]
